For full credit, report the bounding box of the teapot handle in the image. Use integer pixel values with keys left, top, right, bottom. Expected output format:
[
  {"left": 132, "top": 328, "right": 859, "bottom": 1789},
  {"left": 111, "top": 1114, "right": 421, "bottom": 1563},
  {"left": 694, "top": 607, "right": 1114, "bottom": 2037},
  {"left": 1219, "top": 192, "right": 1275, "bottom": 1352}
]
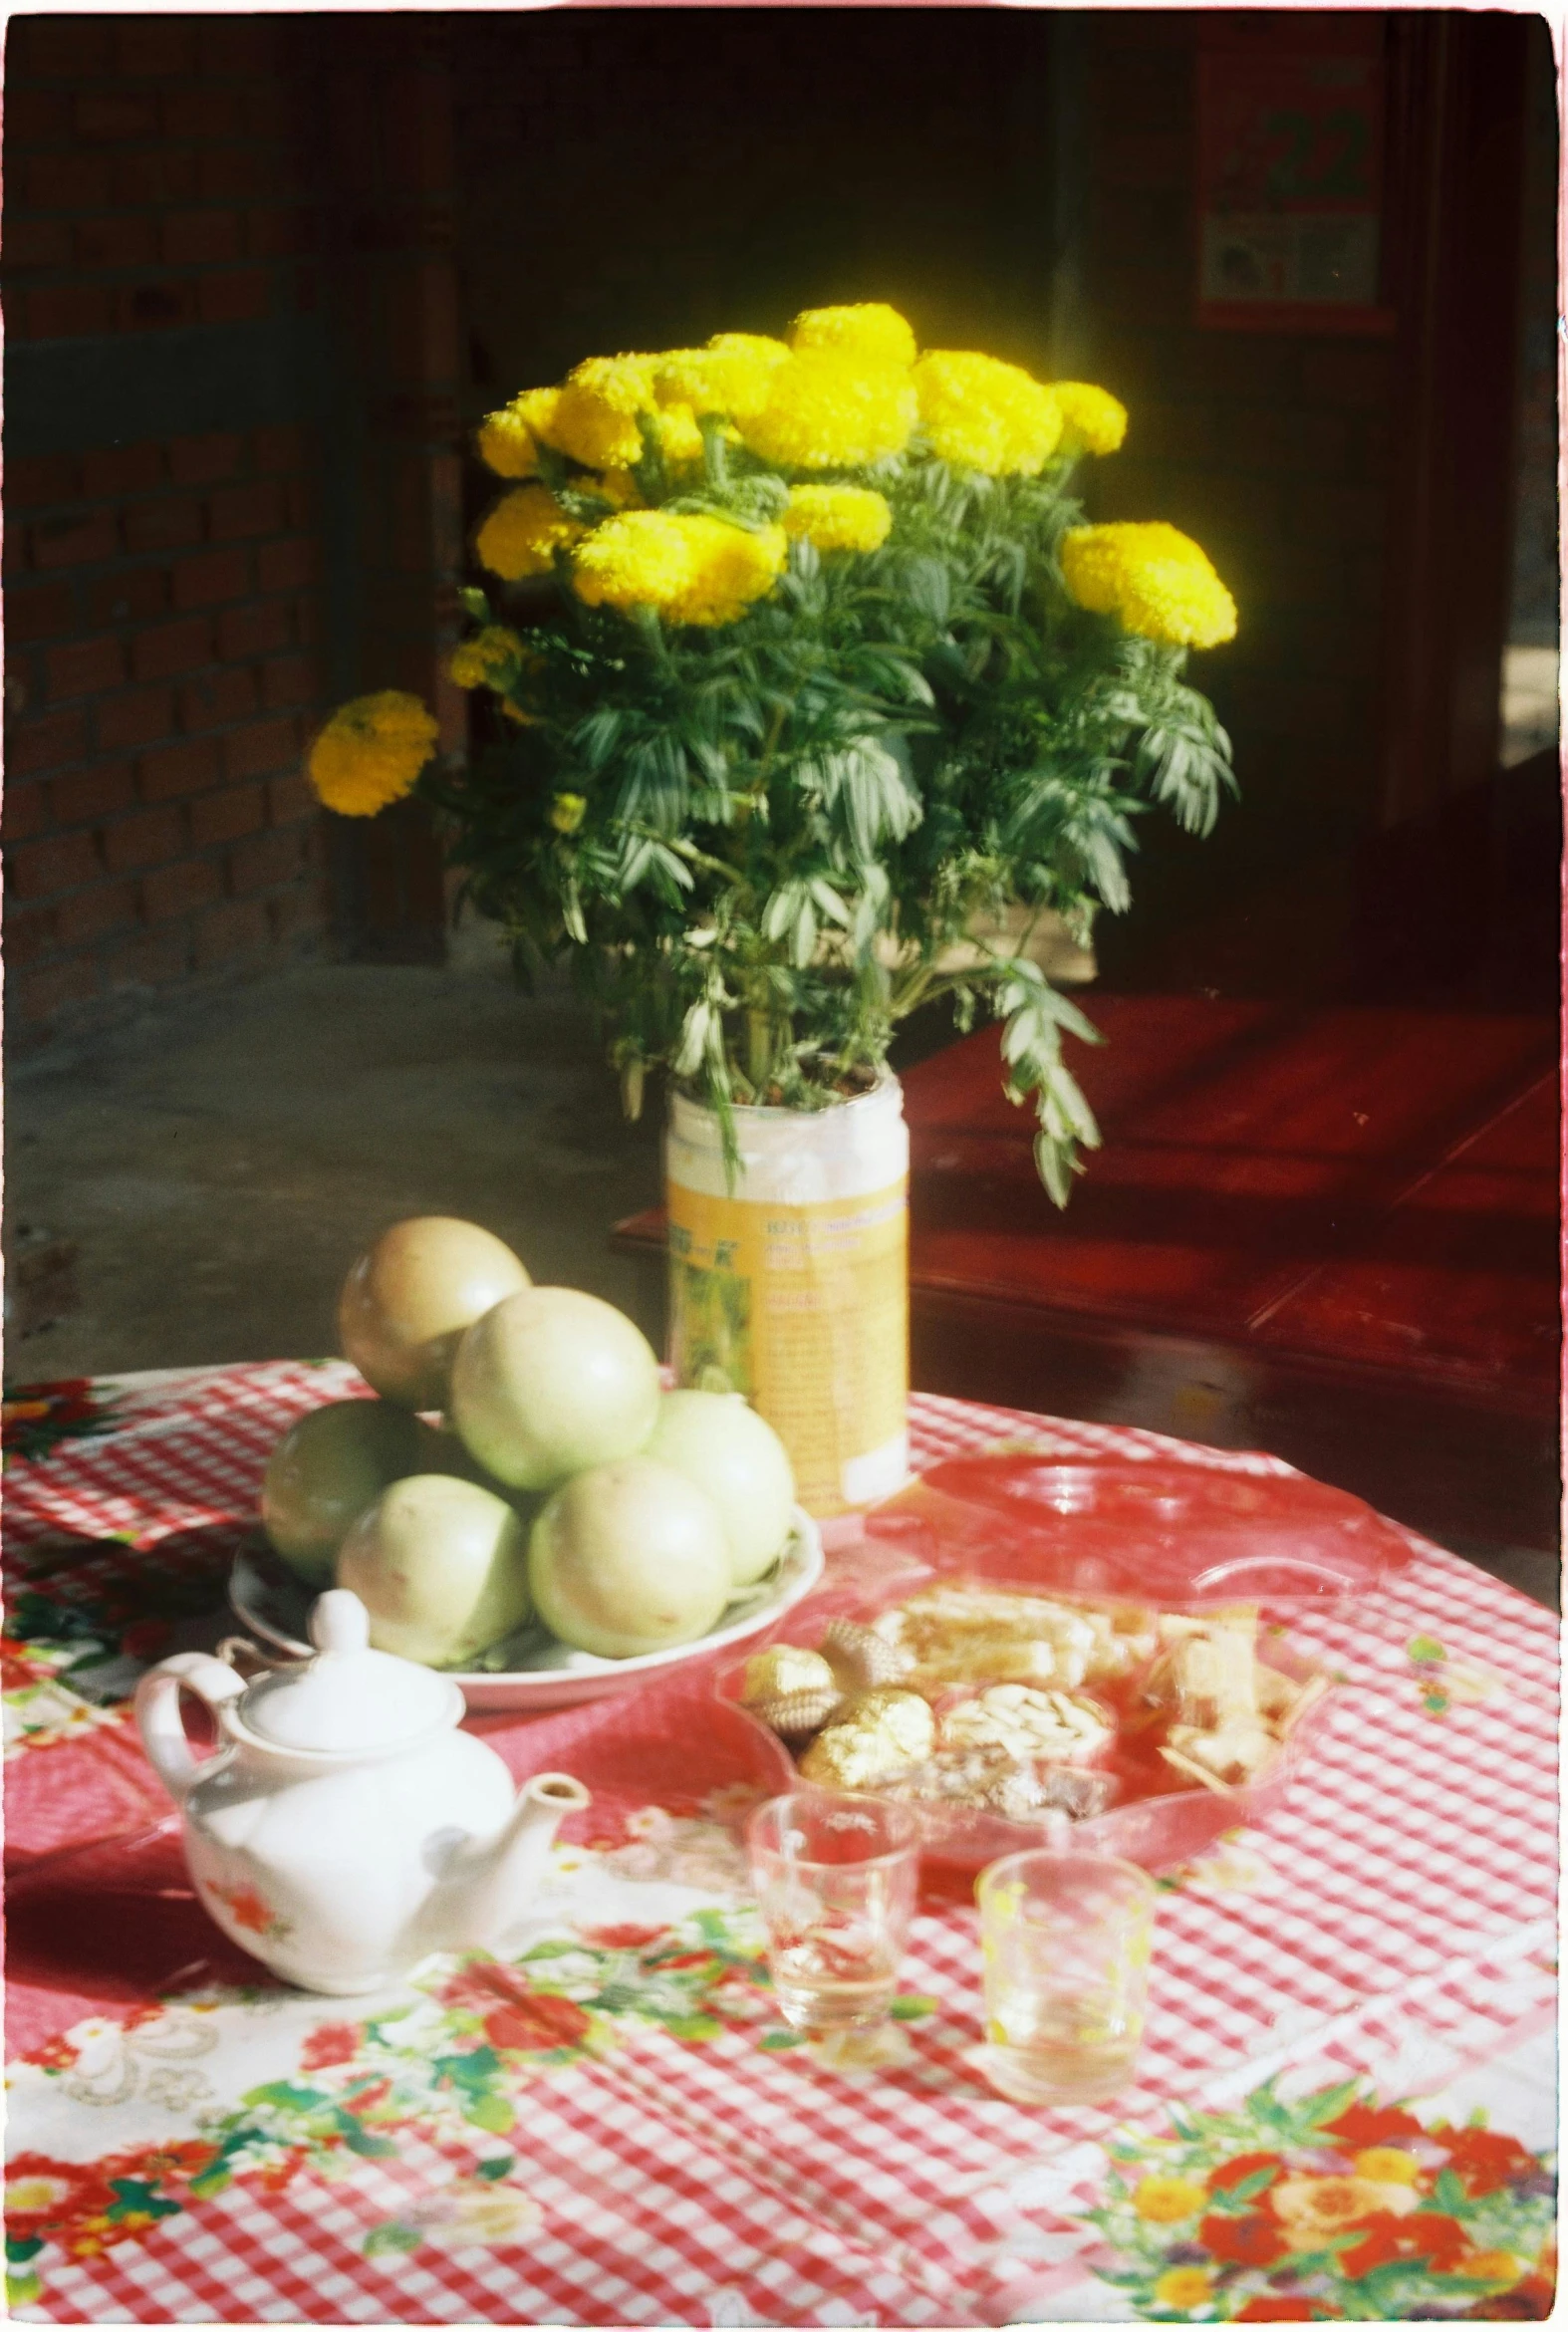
[{"left": 134, "top": 1653, "right": 246, "bottom": 1804}]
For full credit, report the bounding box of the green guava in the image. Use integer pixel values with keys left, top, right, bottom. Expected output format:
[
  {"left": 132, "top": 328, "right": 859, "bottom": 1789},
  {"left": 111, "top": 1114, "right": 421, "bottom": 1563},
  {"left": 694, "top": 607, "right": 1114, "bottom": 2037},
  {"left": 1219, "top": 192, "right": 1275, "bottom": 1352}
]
[
  {"left": 449, "top": 1287, "right": 661, "bottom": 1491},
  {"left": 644, "top": 1390, "right": 796, "bottom": 1586},
  {"left": 336, "top": 1473, "right": 532, "bottom": 1668},
  {"left": 339, "top": 1216, "right": 530, "bottom": 1411},
  {"left": 528, "top": 1456, "right": 732, "bottom": 1659},
  {"left": 261, "top": 1399, "right": 426, "bottom": 1586}
]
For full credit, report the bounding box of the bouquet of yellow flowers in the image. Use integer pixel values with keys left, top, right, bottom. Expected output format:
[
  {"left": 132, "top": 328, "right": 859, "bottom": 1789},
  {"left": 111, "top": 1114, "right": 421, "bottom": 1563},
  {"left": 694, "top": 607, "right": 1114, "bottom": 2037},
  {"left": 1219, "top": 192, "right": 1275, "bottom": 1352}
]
[{"left": 307, "top": 301, "right": 1236, "bottom": 1199}]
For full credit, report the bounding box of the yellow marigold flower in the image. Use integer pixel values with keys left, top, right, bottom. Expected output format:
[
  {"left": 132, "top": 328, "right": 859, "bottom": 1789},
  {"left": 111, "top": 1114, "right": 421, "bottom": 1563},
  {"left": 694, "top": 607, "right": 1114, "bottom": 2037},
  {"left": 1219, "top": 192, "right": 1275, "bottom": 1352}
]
[
  {"left": 655, "top": 335, "right": 790, "bottom": 419},
  {"left": 572, "top": 510, "right": 784, "bottom": 628},
  {"left": 515, "top": 387, "right": 563, "bottom": 436},
  {"left": 570, "top": 353, "right": 660, "bottom": 410},
  {"left": 548, "top": 352, "right": 659, "bottom": 469},
  {"left": 475, "top": 485, "right": 584, "bottom": 581},
  {"left": 1152, "top": 2266, "right": 1213, "bottom": 2311},
  {"left": 306, "top": 691, "right": 437, "bottom": 818},
  {"left": 550, "top": 793, "right": 587, "bottom": 835},
  {"left": 667, "top": 516, "right": 787, "bottom": 627},
  {"left": 740, "top": 351, "right": 917, "bottom": 470},
  {"left": 914, "top": 351, "right": 1063, "bottom": 475},
  {"left": 789, "top": 302, "right": 918, "bottom": 370},
  {"left": 648, "top": 401, "right": 707, "bottom": 468},
  {"left": 475, "top": 407, "right": 539, "bottom": 480},
  {"left": 572, "top": 509, "right": 697, "bottom": 617},
  {"left": 783, "top": 483, "right": 892, "bottom": 555},
  {"left": 1052, "top": 381, "right": 1128, "bottom": 456},
  {"left": 476, "top": 387, "right": 565, "bottom": 475},
  {"left": 447, "top": 625, "right": 524, "bottom": 689},
  {"left": 1352, "top": 2148, "right": 1422, "bottom": 2188},
  {"left": 1060, "top": 521, "right": 1237, "bottom": 650},
  {"left": 708, "top": 331, "right": 791, "bottom": 378},
  {"left": 1132, "top": 2175, "right": 1206, "bottom": 2224},
  {"left": 549, "top": 391, "right": 642, "bottom": 470},
  {"left": 584, "top": 466, "right": 643, "bottom": 509}
]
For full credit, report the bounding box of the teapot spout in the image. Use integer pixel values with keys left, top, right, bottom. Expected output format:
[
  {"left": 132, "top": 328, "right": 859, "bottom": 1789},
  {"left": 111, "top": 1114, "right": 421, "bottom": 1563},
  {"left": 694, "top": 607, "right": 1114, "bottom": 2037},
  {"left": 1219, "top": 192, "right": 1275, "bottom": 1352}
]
[{"left": 433, "top": 1772, "right": 590, "bottom": 1955}]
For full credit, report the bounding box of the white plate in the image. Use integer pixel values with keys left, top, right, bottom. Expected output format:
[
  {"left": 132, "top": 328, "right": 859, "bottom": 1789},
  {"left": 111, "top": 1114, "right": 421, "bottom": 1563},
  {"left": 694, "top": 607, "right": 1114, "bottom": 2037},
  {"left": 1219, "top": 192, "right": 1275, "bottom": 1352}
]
[{"left": 227, "top": 1507, "right": 825, "bottom": 1713}]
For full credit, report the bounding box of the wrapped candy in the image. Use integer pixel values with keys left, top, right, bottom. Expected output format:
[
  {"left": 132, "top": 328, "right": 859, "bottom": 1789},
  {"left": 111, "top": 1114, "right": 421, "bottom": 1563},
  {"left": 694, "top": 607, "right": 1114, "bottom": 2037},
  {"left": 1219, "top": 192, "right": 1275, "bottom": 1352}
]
[
  {"left": 732, "top": 1574, "right": 1322, "bottom": 1833},
  {"left": 821, "top": 1615, "right": 914, "bottom": 1690},
  {"left": 739, "top": 1645, "right": 843, "bottom": 1737}
]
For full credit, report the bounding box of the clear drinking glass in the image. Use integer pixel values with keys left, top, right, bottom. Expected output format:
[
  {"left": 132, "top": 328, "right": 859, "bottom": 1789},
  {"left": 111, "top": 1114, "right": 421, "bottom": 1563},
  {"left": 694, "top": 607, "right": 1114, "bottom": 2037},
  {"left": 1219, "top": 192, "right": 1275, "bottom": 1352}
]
[
  {"left": 976, "top": 1850, "right": 1157, "bottom": 2106},
  {"left": 745, "top": 1789, "right": 921, "bottom": 2036}
]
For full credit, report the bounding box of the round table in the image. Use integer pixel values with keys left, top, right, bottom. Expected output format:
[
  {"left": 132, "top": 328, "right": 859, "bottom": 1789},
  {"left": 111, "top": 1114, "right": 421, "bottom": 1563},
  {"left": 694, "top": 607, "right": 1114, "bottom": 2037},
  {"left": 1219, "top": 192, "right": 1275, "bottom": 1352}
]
[{"left": 3, "top": 1363, "right": 1557, "bottom": 2324}]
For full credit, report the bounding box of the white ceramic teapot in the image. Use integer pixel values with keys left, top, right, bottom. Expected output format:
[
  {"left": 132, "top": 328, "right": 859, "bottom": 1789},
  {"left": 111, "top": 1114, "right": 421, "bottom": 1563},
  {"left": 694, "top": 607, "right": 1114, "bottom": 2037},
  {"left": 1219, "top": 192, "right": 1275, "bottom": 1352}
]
[{"left": 134, "top": 1589, "right": 589, "bottom": 1995}]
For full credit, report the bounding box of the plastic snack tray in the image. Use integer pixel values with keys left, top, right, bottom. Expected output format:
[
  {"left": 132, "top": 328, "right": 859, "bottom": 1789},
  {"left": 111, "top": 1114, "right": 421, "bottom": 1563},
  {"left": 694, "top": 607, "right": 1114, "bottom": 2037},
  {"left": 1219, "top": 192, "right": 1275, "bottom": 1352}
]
[{"left": 715, "top": 1450, "right": 1417, "bottom": 1880}]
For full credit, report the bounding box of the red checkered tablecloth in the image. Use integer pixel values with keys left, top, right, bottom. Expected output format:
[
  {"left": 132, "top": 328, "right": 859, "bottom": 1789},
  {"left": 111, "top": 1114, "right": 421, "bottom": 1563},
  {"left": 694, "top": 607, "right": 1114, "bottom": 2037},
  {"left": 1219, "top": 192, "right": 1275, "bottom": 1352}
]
[{"left": 2, "top": 1364, "right": 1557, "bottom": 2324}]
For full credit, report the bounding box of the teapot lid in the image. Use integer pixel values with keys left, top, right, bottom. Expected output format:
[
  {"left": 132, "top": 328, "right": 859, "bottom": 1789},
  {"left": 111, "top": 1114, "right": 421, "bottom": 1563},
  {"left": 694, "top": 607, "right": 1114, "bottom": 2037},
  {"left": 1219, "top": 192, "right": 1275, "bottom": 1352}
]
[{"left": 242, "top": 1591, "right": 461, "bottom": 1752}]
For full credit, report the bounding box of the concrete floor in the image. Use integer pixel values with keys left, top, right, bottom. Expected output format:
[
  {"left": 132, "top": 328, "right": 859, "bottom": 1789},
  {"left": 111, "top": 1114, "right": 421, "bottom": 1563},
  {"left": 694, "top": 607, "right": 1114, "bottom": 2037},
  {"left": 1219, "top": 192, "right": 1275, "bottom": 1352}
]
[{"left": 6, "top": 954, "right": 664, "bottom": 1379}]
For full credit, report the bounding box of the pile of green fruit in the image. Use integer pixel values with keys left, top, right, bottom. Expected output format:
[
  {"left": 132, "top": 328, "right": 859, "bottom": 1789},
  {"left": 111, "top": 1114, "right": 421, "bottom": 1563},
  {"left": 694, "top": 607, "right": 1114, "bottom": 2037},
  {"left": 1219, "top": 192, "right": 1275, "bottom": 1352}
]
[{"left": 260, "top": 1217, "right": 797, "bottom": 1669}]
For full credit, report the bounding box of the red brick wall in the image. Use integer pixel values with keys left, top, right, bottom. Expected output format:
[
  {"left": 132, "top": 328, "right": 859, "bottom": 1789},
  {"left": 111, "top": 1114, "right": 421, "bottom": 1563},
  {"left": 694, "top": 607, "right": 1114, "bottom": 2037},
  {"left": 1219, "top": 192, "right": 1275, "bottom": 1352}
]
[{"left": 3, "top": 16, "right": 331, "bottom": 1038}]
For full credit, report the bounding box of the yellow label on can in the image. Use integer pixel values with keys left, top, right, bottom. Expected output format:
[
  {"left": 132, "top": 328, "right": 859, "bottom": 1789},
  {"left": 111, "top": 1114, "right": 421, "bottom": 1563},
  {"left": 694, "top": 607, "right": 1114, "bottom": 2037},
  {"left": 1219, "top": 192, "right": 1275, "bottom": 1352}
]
[{"left": 665, "top": 1174, "right": 909, "bottom": 1517}]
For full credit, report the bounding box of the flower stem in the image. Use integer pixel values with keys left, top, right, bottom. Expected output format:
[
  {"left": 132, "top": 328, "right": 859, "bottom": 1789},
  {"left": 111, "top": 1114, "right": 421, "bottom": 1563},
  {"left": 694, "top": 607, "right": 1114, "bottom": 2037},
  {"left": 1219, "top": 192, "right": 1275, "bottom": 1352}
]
[{"left": 746, "top": 1008, "right": 771, "bottom": 1091}]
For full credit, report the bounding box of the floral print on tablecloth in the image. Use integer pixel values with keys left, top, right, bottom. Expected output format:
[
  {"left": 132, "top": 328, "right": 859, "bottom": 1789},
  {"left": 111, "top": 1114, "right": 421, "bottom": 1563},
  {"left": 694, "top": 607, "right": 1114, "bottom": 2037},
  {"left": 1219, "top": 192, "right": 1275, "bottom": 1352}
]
[
  {"left": 1086, "top": 2074, "right": 1556, "bottom": 2321},
  {"left": 4, "top": 1873, "right": 937, "bottom": 2311},
  {"left": 2, "top": 1382, "right": 119, "bottom": 1469},
  {"left": 2, "top": 1526, "right": 243, "bottom": 1756}
]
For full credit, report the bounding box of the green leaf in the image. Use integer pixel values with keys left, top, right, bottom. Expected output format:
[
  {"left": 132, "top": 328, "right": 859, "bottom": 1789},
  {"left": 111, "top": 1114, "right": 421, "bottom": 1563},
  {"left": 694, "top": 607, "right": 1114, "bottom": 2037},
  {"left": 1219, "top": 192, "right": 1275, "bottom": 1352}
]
[
  {"left": 6, "top": 2237, "right": 44, "bottom": 2265},
  {"left": 364, "top": 2222, "right": 425, "bottom": 2258},
  {"left": 758, "top": 2028, "right": 806, "bottom": 2049},
  {"left": 6, "top": 2270, "right": 44, "bottom": 2307},
  {"left": 1034, "top": 1132, "right": 1073, "bottom": 1207},
  {"left": 1223, "top": 2165, "right": 1281, "bottom": 2205},
  {"left": 463, "top": 2091, "right": 517, "bottom": 2135},
  {"left": 659, "top": 2013, "right": 724, "bottom": 2042},
  {"left": 433, "top": 2046, "right": 502, "bottom": 2095},
  {"left": 106, "top": 2180, "right": 182, "bottom": 2223},
  {"left": 1303, "top": 2076, "right": 1363, "bottom": 2131},
  {"left": 888, "top": 1994, "right": 937, "bottom": 2020},
  {"left": 243, "top": 2080, "right": 331, "bottom": 2112},
  {"left": 902, "top": 557, "right": 951, "bottom": 626},
  {"left": 186, "top": 2168, "right": 235, "bottom": 2202},
  {"left": 458, "top": 587, "right": 491, "bottom": 623},
  {"left": 475, "top": 2156, "right": 515, "bottom": 2182},
  {"left": 1433, "top": 2169, "right": 1469, "bottom": 2213}
]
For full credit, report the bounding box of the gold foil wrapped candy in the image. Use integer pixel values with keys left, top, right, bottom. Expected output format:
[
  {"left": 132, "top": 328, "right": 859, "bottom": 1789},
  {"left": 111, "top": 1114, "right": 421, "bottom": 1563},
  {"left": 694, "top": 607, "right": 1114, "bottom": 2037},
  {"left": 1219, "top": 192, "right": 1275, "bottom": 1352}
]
[
  {"left": 799, "top": 1687, "right": 936, "bottom": 1788},
  {"left": 739, "top": 1645, "right": 843, "bottom": 1736}
]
